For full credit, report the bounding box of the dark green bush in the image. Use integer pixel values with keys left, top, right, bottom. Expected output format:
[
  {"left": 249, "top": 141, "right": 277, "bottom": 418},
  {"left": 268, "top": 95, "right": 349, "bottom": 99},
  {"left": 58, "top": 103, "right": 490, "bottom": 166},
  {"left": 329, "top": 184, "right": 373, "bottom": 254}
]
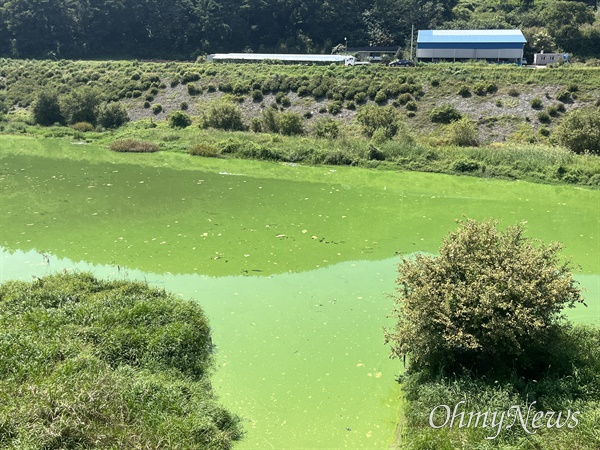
[
  {"left": 447, "top": 118, "right": 478, "bottom": 147},
  {"left": 61, "top": 88, "right": 101, "bottom": 125},
  {"left": 537, "top": 111, "right": 551, "bottom": 123},
  {"left": 530, "top": 97, "right": 543, "bottom": 109},
  {"left": 374, "top": 90, "right": 387, "bottom": 103},
  {"left": 204, "top": 102, "right": 244, "bottom": 131},
  {"left": 278, "top": 112, "right": 304, "bottom": 135},
  {"left": 458, "top": 85, "right": 471, "bottom": 98},
  {"left": 327, "top": 100, "right": 342, "bottom": 115},
  {"left": 555, "top": 89, "right": 571, "bottom": 103},
  {"left": 430, "top": 104, "right": 461, "bottom": 124},
  {"left": 251, "top": 89, "right": 264, "bottom": 102},
  {"left": 555, "top": 107, "right": 600, "bottom": 154},
  {"left": 312, "top": 118, "right": 340, "bottom": 139},
  {"left": 168, "top": 111, "right": 192, "bottom": 128},
  {"left": 187, "top": 83, "right": 201, "bottom": 95},
  {"left": 356, "top": 105, "right": 401, "bottom": 138},
  {"left": 507, "top": 87, "right": 520, "bottom": 97},
  {"left": 98, "top": 102, "right": 129, "bottom": 129},
  {"left": 32, "top": 92, "right": 64, "bottom": 126},
  {"left": 151, "top": 104, "right": 162, "bottom": 114},
  {"left": 354, "top": 92, "right": 367, "bottom": 103},
  {"left": 180, "top": 101, "right": 188, "bottom": 110}
]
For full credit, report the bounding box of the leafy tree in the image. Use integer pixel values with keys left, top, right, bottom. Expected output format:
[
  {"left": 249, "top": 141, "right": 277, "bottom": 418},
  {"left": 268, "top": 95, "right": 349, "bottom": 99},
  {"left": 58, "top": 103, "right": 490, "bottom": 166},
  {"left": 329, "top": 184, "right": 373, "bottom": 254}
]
[
  {"left": 32, "top": 92, "right": 63, "bottom": 126},
  {"left": 98, "top": 102, "right": 129, "bottom": 129},
  {"left": 385, "top": 219, "right": 583, "bottom": 375},
  {"left": 61, "top": 88, "right": 102, "bottom": 125},
  {"left": 356, "top": 105, "right": 401, "bottom": 138},
  {"left": 555, "top": 107, "right": 600, "bottom": 155},
  {"left": 168, "top": 110, "right": 192, "bottom": 128},
  {"left": 203, "top": 102, "right": 244, "bottom": 131}
]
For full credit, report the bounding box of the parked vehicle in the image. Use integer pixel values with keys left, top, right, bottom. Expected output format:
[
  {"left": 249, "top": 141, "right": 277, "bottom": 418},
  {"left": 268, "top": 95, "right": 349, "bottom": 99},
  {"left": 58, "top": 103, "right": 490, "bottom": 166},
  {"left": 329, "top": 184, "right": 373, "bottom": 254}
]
[{"left": 389, "top": 59, "right": 414, "bottom": 67}]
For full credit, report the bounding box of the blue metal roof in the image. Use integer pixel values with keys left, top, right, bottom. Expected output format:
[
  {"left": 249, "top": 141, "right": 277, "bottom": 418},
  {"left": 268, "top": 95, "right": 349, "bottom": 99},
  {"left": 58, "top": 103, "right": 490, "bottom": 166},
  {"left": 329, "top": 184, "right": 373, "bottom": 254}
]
[{"left": 418, "top": 30, "right": 526, "bottom": 44}]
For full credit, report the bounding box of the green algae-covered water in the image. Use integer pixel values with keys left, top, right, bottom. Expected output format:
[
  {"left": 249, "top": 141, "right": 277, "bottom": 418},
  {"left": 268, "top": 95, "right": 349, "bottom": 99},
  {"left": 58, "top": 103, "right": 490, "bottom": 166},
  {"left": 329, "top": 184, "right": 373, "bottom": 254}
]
[{"left": 1, "top": 137, "right": 599, "bottom": 448}]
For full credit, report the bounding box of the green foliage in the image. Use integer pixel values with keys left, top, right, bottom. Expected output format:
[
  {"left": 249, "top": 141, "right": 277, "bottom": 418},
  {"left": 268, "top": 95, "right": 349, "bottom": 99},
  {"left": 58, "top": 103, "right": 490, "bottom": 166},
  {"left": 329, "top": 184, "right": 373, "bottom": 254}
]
[
  {"left": 110, "top": 139, "right": 159, "bottom": 152},
  {"left": 537, "top": 110, "right": 551, "bottom": 123},
  {"left": 189, "top": 142, "right": 220, "bottom": 157},
  {"left": 251, "top": 89, "right": 264, "bottom": 102},
  {"left": 555, "top": 88, "right": 571, "bottom": 103},
  {"left": 32, "top": 92, "right": 63, "bottom": 126},
  {"left": 277, "top": 112, "right": 304, "bottom": 136},
  {"left": 507, "top": 87, "right": 520, "bottom": 97},
  {"left": 555, "top": 107, "right": 600, "bottom": 154},
  {"left": 385, "top": 218, "right": 583, "bottom": 376},
  {"left": 327, "top": 100, "right": 342, "bottom": 115},
  {"left": 312, "top": 118, "right": 340, "bottom": 139},
  {"left": 152, "top": 104, "right": 162, "bottom": 114},
  {"left": 60, "top": 88, "right": 102, "bottom": 125},
  {"left": 473, "top": 81, "right": 497, "bottom": 96},
  {"left": 458, "top": 85, "right": 471, "bottom": 98},
  {"left": 203, "top": 102, "right": 244, "bottom": 131},
  {"left": 430, "top": 104, "right": 461, "bottom": 124},
  {"left": 447, "top": 117, "right": 478, "bottom": 147},
  {"left": 374, "top": 90, "right": 387, "bottom": 104},
  {"left": 97, "top": 102, "right": 129, "bottom": 129},
  {"left": 356, "top": 105, "right": 401, "bottom": 138},
  {"left": 0, "top": 273, "right": 241, "bottom": 449},
  {"left": 71, "top": 121, "right": 94, "bottom": 132},
  {"left": 530, "top": 96, "right": 543, "bottom": 109},
  {"left": 168, "top": 110, "right": 192, "bottom": 128}
]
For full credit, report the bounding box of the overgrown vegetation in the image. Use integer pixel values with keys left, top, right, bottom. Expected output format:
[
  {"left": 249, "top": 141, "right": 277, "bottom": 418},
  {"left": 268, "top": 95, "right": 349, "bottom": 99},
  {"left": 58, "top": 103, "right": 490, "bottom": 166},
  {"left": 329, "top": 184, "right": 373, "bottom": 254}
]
[
  {"left": 0, "top": 272, "right": 242, "bottom": 449},
  {"left": 386, "top": 219, "right": 600, "bottom": 449}
]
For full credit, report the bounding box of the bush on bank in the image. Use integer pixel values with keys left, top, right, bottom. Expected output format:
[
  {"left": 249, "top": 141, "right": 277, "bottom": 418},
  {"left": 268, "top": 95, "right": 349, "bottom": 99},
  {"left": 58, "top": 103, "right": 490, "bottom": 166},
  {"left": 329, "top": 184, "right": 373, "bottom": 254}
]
[{"left": 0, "top": 272, "right": 242, "bottom": 449}]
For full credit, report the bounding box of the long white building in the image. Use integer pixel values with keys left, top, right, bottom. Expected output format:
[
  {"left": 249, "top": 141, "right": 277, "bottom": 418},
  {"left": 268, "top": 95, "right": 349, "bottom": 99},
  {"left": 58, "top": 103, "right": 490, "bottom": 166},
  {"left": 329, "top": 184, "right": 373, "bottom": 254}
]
[{"left": 417, "top": 30, "right": 527, "bottom": 63}]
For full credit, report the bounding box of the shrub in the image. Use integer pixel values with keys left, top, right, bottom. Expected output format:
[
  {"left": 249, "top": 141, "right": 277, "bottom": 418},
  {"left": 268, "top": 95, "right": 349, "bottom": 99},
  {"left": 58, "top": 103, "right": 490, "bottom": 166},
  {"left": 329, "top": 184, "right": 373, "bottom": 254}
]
[
  {"left": 297, "top": 86, "right": 310, "bottom": 97},
  {"left": 537, "top": 111, "right": 551, "bottom": 123},
  {"left": 61, "top": 88, "right": 101, "bottom": 125},
  {"left": 180, "top": 101, "right": 188, "bottom": 110},
  {"left": 98, "top": 102, "right": 129, "bottom": 129},
  {"left": 152, "top": 104, "right": 162, "bottom": 114},
  {"left": 277, "top": 112, "right": 304, "bottom": 135},
  {"left": 555, "top": 89, "right": 571, "bottom": 103},
  {"left": 384, "top": 219, "right": 583, "bottom": 376},
  {"left": 458, "top": 86, "right": 471, "bottom": 98},
  {"left": 327, "top": 101, "right": 342, "bottom": 115},
  {"left": 251, "top": 89, "right": 263, "bottom": 102},
  {"left": 312, "top": 118, "right": 340, "bottom": 139},
  {"left": 555, "top": 107, "right": 600, "bottom": 154},
  {"left": 374, "top": 90, "right": 387, "bottom": 103},
  {"left": 405, "top": 101, "right": 417, "bottom": 111},
  {"left": 473, "top": 81, "right": 497, "bottom": 96},
  {"left": 540, "top": 127, "right": 550, "bottom": 137},
  {"left": 110, "top": 139, "right": 159, "bottom": 153},
  {"left": 397, "top": 93, "right": 413, "bottom": 105},
  {"left": 32, "top": 92, "right": 63, "bottom": 126},
  {"left": 346, "top": 101, "right": 356, "bottom": 110},
  {"left": 189, "top": 143, "right": 220, "bottom": 157},
  {"left": 447, "top": 117, "right": 478, "bottom": 147},
  {"left": 203, "top": 102, "right": 244, "bottom": 131},
  {"left": 356, "top": 105, "right": 401, "bottom": 138},
  {"left": 530, "top": 97, "right": 543, "bottom": 109},
  {"left": 430, "top": 104, "right": 461, "bottom": 124},
  {"left": 143, "top": 101, "right": 150, "bottom": 108},
  {"left": 250, "top": 117, "right": 263, "bottom": 132},
  {"left": 168, "top": 111, "right": 192, "bottom": 128},
  {"left": 71, "top": 121, "right": 95, "bottom": 132},
  {"left": 354, "top": 92, "right": 367, "bottom": 103},
  {"left": 187, "top": 83, "right": 201, "bottom": 95},
  {"left": 430, "top": 79, "right": 440, "bottom": 87},
  {"left": 507, "top": 87, "right": 520, "bottom": 97}
]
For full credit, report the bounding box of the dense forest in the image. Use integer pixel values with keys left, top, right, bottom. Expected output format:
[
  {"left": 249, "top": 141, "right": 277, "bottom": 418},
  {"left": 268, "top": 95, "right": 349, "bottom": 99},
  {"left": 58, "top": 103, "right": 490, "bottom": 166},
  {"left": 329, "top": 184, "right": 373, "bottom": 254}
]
[{"left": 0, "top": 0, "right": 598, "bottom": 59}]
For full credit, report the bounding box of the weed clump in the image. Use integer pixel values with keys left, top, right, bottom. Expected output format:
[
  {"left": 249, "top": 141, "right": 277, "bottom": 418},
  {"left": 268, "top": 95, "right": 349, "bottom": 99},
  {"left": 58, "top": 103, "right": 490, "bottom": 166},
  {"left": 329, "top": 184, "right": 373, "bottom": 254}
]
[{"left": 110, "top": 139, "right": 159, "bottom": 152}]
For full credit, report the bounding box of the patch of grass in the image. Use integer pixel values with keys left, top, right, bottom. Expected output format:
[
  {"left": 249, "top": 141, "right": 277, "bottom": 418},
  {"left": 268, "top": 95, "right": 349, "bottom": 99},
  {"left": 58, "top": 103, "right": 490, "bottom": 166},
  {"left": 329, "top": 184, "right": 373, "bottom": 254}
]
[
  {"left": 0, "top": 272, "right": 242, "bottom": 449},
  {"left": 110, "top": 139, "right": 159, "bottom": 152}
]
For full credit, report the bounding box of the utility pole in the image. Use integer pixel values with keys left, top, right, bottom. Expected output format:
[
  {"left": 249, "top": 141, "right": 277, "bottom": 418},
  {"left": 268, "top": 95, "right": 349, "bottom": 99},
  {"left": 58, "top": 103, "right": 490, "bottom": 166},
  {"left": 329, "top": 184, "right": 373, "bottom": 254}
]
[{"left": 410, "top": 25, "right": 414, "bottom": 61}]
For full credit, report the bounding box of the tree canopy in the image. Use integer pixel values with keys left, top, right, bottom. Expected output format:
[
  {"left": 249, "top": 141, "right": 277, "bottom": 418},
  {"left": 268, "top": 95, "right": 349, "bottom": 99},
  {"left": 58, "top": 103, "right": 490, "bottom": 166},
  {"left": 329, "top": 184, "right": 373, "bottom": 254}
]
[
  {"left": 0, "top": 0, "right": 598, "bottom": 59},
  {"left": 385, "top": 218, "right": 584, "bottom": 377}
]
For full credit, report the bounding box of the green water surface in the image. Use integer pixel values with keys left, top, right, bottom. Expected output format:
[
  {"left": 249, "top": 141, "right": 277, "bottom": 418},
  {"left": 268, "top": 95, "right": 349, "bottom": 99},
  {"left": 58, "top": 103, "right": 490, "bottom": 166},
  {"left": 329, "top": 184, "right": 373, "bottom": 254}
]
[{"left": 0, "top": 137, "right": 598, "bottom": 449}]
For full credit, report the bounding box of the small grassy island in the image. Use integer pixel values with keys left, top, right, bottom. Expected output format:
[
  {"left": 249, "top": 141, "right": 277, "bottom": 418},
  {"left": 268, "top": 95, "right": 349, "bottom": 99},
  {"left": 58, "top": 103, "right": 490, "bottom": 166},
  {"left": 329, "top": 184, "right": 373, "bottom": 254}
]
[{"left": 0, "top": 272, "right": 242, "bottom": 449}]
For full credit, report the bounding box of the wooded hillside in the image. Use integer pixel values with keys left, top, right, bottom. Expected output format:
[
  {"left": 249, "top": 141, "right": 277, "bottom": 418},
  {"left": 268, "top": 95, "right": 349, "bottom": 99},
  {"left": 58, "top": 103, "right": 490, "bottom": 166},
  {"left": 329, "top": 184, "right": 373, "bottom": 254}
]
[{"left": 0, "top": 0, "right": 598, "bottom": 60}]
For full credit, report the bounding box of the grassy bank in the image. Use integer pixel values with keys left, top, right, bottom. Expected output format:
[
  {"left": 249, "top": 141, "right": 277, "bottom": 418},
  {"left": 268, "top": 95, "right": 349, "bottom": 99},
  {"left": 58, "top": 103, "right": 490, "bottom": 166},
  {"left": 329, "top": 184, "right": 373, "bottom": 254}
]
[
  {"left": 400, "top": 326, "right": 600, "bottom": 449},
  {"left": 0, "top": 272, "right": 242, "bottom": 449},
  {"left": 5, "top": 119, "right": 598, "bottom": 188}
]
